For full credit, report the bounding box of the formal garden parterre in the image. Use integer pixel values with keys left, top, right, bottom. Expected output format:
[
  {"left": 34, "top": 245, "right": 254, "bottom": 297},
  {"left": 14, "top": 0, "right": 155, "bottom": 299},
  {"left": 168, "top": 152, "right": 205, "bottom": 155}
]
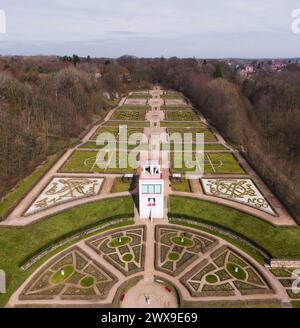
[
  {"left": 180, "top": 245, "right": 274, "bottom": 298},
  {"left": 24, "top": 177, "right": 104, "bottom": 216},
  {"left": 166, "top": 109, "right": 199, "bottom": 121},
  {"left": 20, "top": 246, "right": 118, "bottom": 301},
  {"left": 86, "top": 226, "right": 146, "bottom": 276},
  {"left": 110, "top": 110, "right": 147, "bottom": 121},
  {"left": 155, "top": 226, "right": 218, "bottom": 276}
]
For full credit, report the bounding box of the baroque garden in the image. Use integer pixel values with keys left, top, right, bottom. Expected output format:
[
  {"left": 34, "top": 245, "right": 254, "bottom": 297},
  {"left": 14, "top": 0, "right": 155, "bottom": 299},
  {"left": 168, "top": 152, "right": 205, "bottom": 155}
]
[{"left": 0, "top": 87, "right": 300, "bottom": 308}]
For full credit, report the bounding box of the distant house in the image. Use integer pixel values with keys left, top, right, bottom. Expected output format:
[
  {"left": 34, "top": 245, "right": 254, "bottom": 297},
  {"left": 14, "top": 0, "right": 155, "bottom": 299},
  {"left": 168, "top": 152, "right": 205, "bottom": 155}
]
[
  {"left": 245, "top": 64, "right": 255, "bottom": 75},
  {"left": 95, "top": 68, "right": 102, "bottom": 79},
  {"left": 237, "top": 64, "right": 255, "bottom": 78},
  {"left": 272, "top": 60, "right": 286, "bottom": 72}
]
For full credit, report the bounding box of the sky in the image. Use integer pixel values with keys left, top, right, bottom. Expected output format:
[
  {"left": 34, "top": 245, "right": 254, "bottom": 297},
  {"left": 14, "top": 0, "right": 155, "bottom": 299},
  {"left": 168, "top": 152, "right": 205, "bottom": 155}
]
[{"left": 0, "top": 0, "right": 299, "bottom": 58}]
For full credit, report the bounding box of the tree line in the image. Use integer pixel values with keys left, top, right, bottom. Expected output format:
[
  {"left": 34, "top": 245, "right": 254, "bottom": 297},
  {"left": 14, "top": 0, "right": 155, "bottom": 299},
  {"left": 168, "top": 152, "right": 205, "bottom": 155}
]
[{"left": 0, "top": 56, "right": 133, "bottom": 196}]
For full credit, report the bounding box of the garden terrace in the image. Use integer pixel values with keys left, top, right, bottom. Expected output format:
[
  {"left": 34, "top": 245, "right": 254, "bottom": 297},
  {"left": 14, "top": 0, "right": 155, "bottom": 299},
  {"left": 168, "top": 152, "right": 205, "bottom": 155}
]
[
  {"left": 127, "top": 94, "right": 150, "bottom": 99},
  {"left": 79, "top": 141, "right": 149, "bottom": 151},
  {"left": 164, "top": 99, "right": 188, "bottom": 106},
  {"left": 171, "top": 179, "right": 192, "bottom": 193},
  {"left": 165, "top": 110, "right": 199, "bottom": 121},
  {"left": 162, "top": 106, "right": 193, "bottom": 111},
  {"left": 86, "top": 226, "right": 146, "bottom": 276},
  {"left": 180, "top": 246, "right": 274, "bottom": 298},
  {"left": 118, "top": 105, "right": 151, "bottom": 111},
  {"left": 168, "top": 128, "right": 218, "bottom": 142},
  {"left": 90, "top": 127, "right": 144, "bottom": 141},
  {"left": 170, "top": 152, "right": 245, "bottom": 174},
  {"left": 164, "top": 143, "right": 228, "bottom": 152},
  {"left": 155, "top": 225, "right": 218, "bottom": 276},
  {"left": 124, "top": 99, "right": 148, "bottom": 106},
  {"left": 19, "top": 246, "right": 118, "bottom": 301},
  {"left": 161, "top": 121, "right": 207, "bottom": 128},
  {"left": 162, "top": 93, "right": 185, "bottom": 99},
  {"left": 59, "top": 150, "right": 140, "bottom": 174},
  {"left": 110, "top": 110, "right": 147, "bottom": 121},
  {"left": 103, "top": 121, "right": 150, "bottom": 127}
]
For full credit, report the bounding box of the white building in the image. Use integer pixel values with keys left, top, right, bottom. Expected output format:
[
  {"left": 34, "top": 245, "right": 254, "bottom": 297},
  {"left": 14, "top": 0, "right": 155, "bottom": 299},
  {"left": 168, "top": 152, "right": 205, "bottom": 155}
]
[{"left": 139, "top": 160, "right": 164, "bottom": 220}]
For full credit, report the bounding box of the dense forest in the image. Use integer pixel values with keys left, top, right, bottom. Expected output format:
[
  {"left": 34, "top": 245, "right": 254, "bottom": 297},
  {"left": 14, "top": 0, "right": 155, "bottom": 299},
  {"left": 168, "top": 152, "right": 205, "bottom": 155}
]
[
  {"left": 0, "top": 56, "right": 142, "bottom": 197},
  {"left": 0, "top": 55, "right": 299, "bottom": 221}
]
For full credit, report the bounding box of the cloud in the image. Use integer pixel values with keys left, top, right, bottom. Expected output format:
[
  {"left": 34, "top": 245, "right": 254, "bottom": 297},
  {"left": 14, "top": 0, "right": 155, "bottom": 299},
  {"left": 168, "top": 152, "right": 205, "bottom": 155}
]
[{"left": 0, "top": 0, "right": 299, "bottom": 57}]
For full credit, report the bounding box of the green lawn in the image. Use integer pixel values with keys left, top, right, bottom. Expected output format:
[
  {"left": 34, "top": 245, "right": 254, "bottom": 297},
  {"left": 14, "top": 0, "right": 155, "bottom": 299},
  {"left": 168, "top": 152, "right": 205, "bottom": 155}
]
[
  {"left": 127, "top": 94, "right": 150, "bottom": 99},
  {"left": 204, "top": 144, "right": 228, "bottom": 151},
  {"left": 166, "top": 110, "right": 199, "bottom": 121},
  {"left": 165, "top": 143, "right": 227, "bottom": 151},
  {"left": 169, "top": 196, "right": 300, "bottom": 259},
  {"left": 172, "top": 236, "right": 194, "bottom": 247},
  {"left": 161, "top": 121, "right": 206, "bottom": 128},
  {"left": 206, "top": 153, "right": 245, "bottom": 174},
  {"left": 171, "top": 179, "right": 191, "bottom": 192},
  {"left": 206, "top": 274, "right": 218, "bottom": 284},
  {"left": 90, "top": 127, "right": 120, "bottom": 140},
  {"left": 112, "top": 178, "right": 135, "bottom": 193},
  {"left": 0, "top": 154, "right": 59, "bottom": 221},
  {"left": 119, "top": 105, "right": 150, "bottom": 111},
  {"left": 51, "top": 265, "right": 74, "bottom": 284},
  {"left": 0, "top": 197, "right": 134, "bottom": 307},
  {"left": 168, "top": 128, "right": 217, "bottom": 142},
  {"left": 59, "top": 150, "right": 139, "bottom": 174},
  {"left": 111, "top": 110, "right": 147, "bottom": 121},
  {"left": 109, "top": 236, "right": 131, "bottom": 247},
  {"left": 171, "top": 152, "right": 245, "bottom": 174},
  {"left": 90, "top": 127, "right": 144, "bottom": 141},
  {"left": 103, "top": 121, "right": 150, "bottom": 128},
  {"left": 162, "top": 94, "right": 184, "bottom": 99},
  {"left": 168, "top": 252, "right": 180, "bottom": 261},
  {"left": 79, "top": 142, "right": 148, "bottom": 151},
  {"left": 80, "top": 276, "right": 95, "bottom": 287},
  {"left": 227, "top": 263, "right": 247, "bottom": 280},
  {"left": 122, "top": 253, "right": 133, "bottom": 262},
  {"left": 162, "top": 106, "right": 193, "bottom": 111}
]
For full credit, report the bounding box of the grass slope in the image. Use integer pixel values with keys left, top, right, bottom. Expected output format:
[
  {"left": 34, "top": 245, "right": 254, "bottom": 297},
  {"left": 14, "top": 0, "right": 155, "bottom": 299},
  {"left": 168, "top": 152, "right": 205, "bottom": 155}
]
[
  {"left": 0, "top": 154, "right": 60, "bottom": 220},
  {"left": 0, "top": 197, "right": 134, "bottom": 307},
  {"left": 169, "top": 196, "right": 300, "bottom": 259}
]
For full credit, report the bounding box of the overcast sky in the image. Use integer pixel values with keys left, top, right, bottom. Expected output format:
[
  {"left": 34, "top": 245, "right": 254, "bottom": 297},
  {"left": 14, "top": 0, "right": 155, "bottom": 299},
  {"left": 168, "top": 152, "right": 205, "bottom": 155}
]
[{"left": 0, "top": 0, "right": 299, "bottom": 58}]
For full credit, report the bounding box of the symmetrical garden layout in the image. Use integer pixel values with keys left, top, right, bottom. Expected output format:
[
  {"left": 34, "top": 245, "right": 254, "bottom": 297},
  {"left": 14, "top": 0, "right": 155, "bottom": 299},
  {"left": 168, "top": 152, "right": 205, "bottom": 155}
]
[
  {"left": 1, "top": 87, "right": 299, "bottom": 308},
  {"left": 11, "top": 224, "right": 285, "bottom": 307},
  {"left": 20, "top": 246, "right": 118, "bottom": 301}
]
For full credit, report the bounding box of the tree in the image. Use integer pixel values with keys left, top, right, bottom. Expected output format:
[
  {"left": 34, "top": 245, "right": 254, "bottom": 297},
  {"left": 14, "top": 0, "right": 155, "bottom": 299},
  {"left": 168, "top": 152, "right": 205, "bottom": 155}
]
[
  {"left": 213, "top": 64, "right": 223, "bottom": 79},
  {"left": 72, "top": 54, "right": 80, "bottom": 66}
]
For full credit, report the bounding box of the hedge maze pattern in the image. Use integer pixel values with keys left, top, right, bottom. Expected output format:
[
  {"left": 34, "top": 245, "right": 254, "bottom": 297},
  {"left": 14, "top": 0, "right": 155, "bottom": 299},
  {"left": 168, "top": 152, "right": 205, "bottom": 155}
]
[
  {"left": 86, "top": 226, "right": 146, "bottom": 276},
  {"left": 20, "top": 247, "right": 118, "bottom": 301},
  {"left": 155, "top": 226, "right": 218, "bottom": 276},
  {"left": 180, "top": 246, "right": 274, "bottom": 297}
]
